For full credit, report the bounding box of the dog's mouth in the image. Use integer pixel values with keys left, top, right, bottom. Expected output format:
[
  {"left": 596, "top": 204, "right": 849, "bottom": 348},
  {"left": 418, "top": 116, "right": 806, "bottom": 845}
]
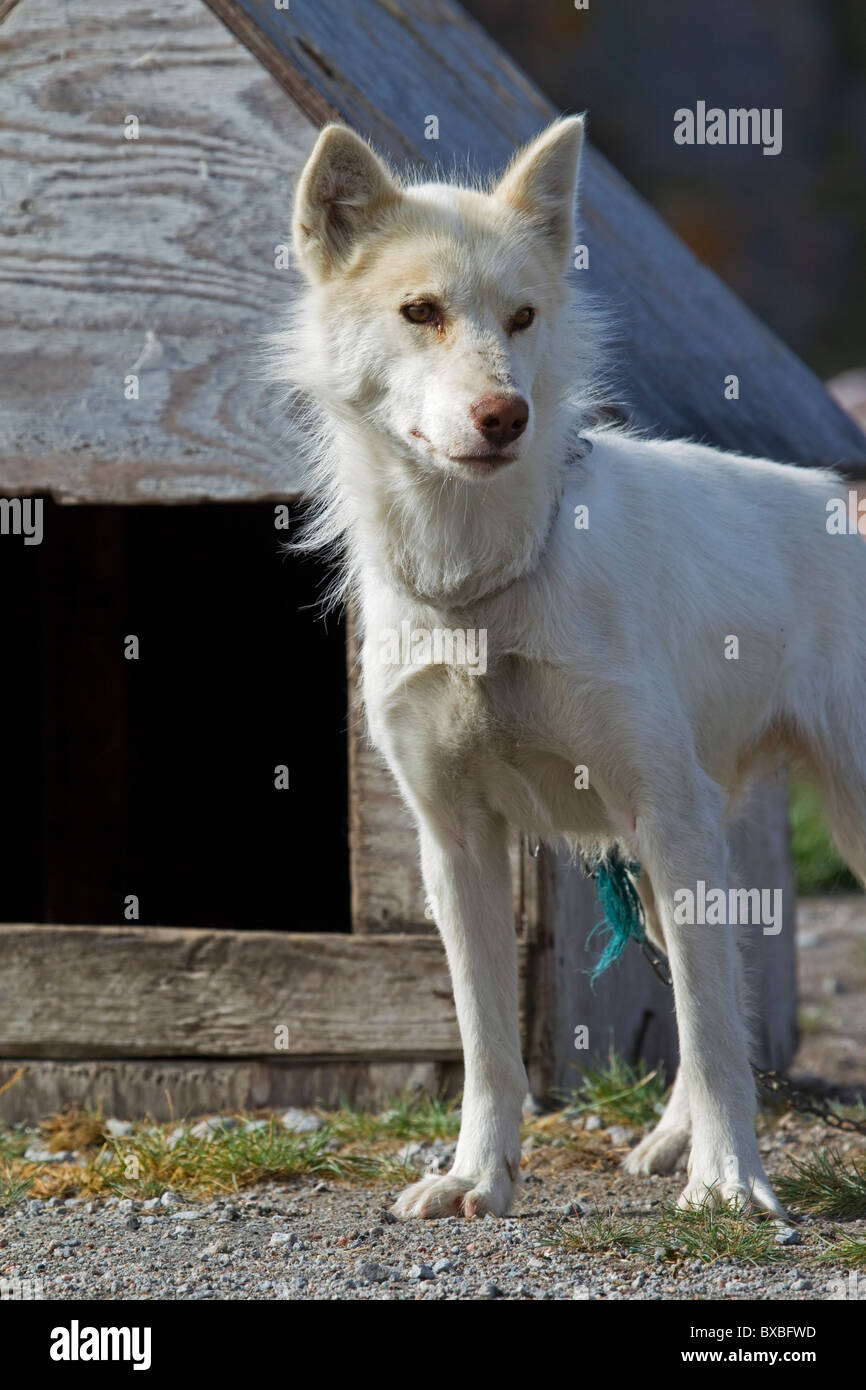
[
  {"left": 409, "top": 430, "right": 518, "bottom": 474},
  {"left": 449, "top": 452, "right": 517, "bottom": 475}
]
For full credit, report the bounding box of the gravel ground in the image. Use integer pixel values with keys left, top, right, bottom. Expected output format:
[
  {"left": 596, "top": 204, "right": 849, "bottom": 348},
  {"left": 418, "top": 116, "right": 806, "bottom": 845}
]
[
  {"left": 1, "top": 895, "right": 864, "bottom": 1302},
  {"left": 1, "top": 1114, "right": 864, "bottom": 1302}
]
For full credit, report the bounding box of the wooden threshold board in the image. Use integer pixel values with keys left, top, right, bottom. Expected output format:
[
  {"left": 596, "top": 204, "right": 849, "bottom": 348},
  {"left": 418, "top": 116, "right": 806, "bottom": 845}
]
[{"left": 0, "top": 925, "right": 527, "bottom": 1060}]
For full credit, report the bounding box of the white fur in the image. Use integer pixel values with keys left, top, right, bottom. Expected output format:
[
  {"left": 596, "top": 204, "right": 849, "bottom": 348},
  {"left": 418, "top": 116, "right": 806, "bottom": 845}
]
[{"left": 275, "top": 119, "right": 866, "bottom": 1220}]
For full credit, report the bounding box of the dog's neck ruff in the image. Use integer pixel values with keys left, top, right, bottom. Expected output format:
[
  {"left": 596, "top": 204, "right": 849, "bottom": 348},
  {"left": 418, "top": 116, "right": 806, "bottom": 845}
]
[{"left": 389, "top": 436, "right": 593, "bottom": 612}]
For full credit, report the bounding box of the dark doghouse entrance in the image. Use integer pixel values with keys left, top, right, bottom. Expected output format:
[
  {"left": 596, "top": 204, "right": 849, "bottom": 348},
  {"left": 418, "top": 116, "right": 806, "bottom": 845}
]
[{"left": 3, "top": 502, "right": 349, "bottom": 932}]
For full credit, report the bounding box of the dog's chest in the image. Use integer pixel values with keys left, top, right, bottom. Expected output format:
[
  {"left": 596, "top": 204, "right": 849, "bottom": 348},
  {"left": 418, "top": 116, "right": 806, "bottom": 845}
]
[
  {"left": 368, "top": 648, "right": 614, "bottom": 840},
  {"left": 475, "top": 656, "right": 613, "bottom": 837}
]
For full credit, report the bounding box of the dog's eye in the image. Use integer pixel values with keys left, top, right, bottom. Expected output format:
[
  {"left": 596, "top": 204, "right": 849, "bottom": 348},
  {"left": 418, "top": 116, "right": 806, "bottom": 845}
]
[
  {"left": 510, "top": 306, "right": 535, "bottom": 332},
  {"left": 401, "top": 301, "right": 437, "bottom": 325}
]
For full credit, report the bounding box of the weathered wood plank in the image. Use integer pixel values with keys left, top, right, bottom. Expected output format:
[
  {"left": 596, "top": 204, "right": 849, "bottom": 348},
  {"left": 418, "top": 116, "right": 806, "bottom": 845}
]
[
  {"left": 0, "top": 0, "right": 318, "bottom": 502},
  {"left": 0, "top": 1058, "right": 464, "bottom": 1124},
  {"left": 207, "top": 0, "right": 866, "bottom": 472},
  {"left": 0, "top": 926, "right": 526, "bottom": 1059},
  {"left": 0, "top": 926, "right": 458, "bottom": 1058}
]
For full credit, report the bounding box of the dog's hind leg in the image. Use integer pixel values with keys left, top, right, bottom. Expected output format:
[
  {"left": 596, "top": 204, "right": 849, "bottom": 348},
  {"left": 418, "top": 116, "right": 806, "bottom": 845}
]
[
  {"left": 623, "top": 1069, "right": 690, "bottom": 1175},
  {"left": 622, "top": 870, "right": 691, "bottom": 1176}
]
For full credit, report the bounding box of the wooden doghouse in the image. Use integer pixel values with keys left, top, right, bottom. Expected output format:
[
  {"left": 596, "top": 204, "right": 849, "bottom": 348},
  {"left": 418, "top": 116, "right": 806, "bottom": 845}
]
[{"left": 2, "top": 0, "right": 864, "bottom": 1123}]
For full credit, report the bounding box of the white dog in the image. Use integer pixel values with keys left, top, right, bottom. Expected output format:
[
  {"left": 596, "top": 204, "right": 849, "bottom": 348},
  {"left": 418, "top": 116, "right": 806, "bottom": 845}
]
[{"left": 277, "top": 116, "right": 866, "bottom": 1220}]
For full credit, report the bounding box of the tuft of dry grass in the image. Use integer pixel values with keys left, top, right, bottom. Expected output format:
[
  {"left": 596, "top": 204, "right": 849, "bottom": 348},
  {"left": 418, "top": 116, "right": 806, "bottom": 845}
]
[
  {"left": 0, "top": 1111, "right": 418, "bottom": 1205},
  {"left": 40, "top": 1107, "right": 108, "bottom": 1153},
  {"left": 83, "top": 1121, "right": 390, "bottom": 1200}
]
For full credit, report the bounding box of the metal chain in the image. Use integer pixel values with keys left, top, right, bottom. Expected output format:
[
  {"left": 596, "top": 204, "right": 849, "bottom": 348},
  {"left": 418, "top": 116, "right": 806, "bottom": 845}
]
[
  {"left": 750, "top": 1068, "right": 866, "bottom": 1134},
  {"left": 638, "top": 938, "right": 866, "bottom": 1135},
  {"left": 640, "top": 940, "right": 673, "bottom": 988}
]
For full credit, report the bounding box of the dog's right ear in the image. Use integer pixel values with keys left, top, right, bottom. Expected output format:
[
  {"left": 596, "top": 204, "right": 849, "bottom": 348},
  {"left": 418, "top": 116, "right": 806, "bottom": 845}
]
[{"left": 292, "top": 125, "right": 399, "bottom": 282}]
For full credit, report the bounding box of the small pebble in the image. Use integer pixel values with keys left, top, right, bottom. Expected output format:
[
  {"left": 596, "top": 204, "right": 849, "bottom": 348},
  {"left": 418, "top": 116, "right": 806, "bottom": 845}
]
[
  {"left": 105, "top": 1119, "right": 134, "bottom": 1139},
  {"left": 607, "top": 1126, "right": 634, "bottom": 1147},
  {"left": 280, "top": 1109, "right": 322, "bottom": 1134}
]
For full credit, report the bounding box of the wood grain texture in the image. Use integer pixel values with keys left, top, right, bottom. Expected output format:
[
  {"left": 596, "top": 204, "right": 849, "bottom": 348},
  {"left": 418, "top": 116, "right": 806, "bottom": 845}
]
[
  {"left": 209, "top": 0, "right": 866, "bottom": 472},
  {"left": 0, "top": 0, "right": 317, "bottom": 502},
  {"left": 3, "top": 0, "right": 863, "bottom": 498},
  {"left": 0, "top": 926, "right": 457, "bottom": 1058},
  {"left": 0, "top": 925, "right": 526, "bottom": 1059},
  {"left": 0, "top": 1058, "right": 464, "bottom": 1123}
]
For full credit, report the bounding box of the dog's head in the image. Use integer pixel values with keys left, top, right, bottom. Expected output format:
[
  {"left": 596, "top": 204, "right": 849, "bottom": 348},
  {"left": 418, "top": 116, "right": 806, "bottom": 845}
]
[{"left": 289, "top": 118, "right": 587, "bottom": 480}]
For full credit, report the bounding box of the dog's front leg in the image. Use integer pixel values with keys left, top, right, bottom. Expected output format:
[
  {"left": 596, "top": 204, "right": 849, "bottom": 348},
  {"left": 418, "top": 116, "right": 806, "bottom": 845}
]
[
  {"left": 636, "top": 787, "right": 786, "bottom": 1217},
  {"left": 392, "top": 812, "right": 526, "bottom": 1220}
]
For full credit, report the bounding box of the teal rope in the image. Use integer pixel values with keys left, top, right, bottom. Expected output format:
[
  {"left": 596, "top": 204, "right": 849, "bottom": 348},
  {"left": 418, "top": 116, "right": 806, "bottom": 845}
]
[{"left": 586, "top": 848, "right": 645, "bottom": 983}]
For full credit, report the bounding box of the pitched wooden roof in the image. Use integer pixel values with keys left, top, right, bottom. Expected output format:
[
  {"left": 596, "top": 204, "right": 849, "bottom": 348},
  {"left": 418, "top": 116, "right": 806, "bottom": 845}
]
[
  {"left": 2, "top": 0, "right": 863, "bottom": 505},
  {"left": 0, "top": 0, "right": 316, "bottom": 502}
]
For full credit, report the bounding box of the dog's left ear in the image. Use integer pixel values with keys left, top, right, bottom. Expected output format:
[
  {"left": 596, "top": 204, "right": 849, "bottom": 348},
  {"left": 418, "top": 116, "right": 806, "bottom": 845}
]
[{"left": 494, "top": 116, "right": 584, "bottom": 265}]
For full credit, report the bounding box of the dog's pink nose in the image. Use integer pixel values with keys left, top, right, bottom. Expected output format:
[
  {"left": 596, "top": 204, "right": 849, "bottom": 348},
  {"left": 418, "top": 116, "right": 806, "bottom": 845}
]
[{"left": 470, "top": 394, "right": 529, "bottom": 447}]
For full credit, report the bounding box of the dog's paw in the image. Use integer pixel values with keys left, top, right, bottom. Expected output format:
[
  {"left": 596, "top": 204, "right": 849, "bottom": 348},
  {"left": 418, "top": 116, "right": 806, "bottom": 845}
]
[
  {"left": 622, "top": 1123, "right": 689, "bottom": 1176},
  {"left": 677, "top": 1150, "right": 787, "bottom": 1218},
  {"left": 391, "top": 1170, "right": 513, "bottom": 1220}
]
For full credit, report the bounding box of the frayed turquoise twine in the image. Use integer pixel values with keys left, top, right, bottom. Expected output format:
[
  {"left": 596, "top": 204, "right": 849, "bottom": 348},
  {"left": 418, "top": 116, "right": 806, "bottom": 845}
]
[{"left": 586, "top": 848, "right": 645, "bottom": 984}]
